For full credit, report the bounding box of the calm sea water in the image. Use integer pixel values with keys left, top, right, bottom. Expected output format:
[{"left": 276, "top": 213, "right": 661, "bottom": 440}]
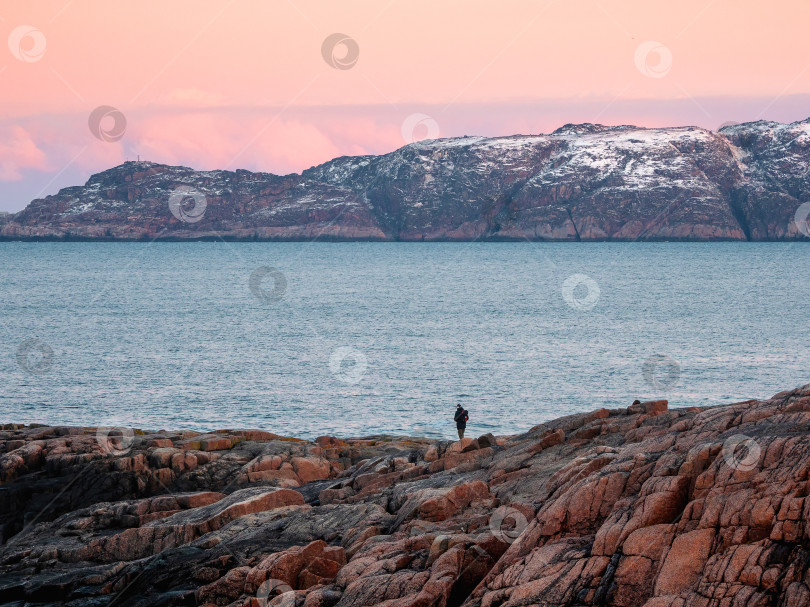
[{"left": 1, "top": 242, "right": 808, "bottom": 439}]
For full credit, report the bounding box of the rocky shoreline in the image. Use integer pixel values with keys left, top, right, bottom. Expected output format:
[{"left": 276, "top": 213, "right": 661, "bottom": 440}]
[{"left": 2, "top": 385, "right": 810, "bottom": 606}]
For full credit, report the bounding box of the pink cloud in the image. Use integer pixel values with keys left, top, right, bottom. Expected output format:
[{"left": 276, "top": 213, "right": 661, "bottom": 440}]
[
  {"left": 245, "top": 119, "right": 343, "bottom": 173},
  {"left": 2, "top": 94, "right": 809, "bottom": 213},
  {"left": 158, "top": 88, "right": 226, "bottom": 108},
  {"left": 131, "top": 112, "right": 372, "bottom": 175},
  {"left": 0, "top": 125, "right": 50, "bottom": 180},
  {"left": 134, "top": 112, "right": 240, "bottom": 169}
]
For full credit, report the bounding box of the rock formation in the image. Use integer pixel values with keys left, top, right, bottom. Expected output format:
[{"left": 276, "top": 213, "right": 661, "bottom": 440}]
[
  {"left": 3, "top": 119, "right": 810, "bottom": 241},
  {"left": 2, "top": 385, "right": 810, "bottom": 605}
]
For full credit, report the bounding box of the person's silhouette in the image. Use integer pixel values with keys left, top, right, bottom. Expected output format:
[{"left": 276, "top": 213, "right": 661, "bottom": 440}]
[{"left": 454, "top": 404, "right": 469, "bottom": 439}]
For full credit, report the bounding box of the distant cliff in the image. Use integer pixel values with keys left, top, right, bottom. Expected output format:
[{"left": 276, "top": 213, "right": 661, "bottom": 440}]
[{"left": 3, "top": 119, "right": 810, "bottom": 241}]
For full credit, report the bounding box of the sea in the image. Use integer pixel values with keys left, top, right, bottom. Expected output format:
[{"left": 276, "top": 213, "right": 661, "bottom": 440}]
[{"left": 1, "top": 241, "right": 808, "bottom": 439}]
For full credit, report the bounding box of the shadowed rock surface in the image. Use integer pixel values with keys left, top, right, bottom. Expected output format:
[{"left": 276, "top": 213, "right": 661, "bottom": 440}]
[
  {"left": 2, "top": 385, "right": 810, "bottom": 605},
  {"left": 3, "top": 119, "right": 810, "bottom": 241}
]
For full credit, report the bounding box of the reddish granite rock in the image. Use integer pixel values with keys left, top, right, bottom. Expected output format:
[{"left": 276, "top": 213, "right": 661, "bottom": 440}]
[
  {"left": 4, "top": 386, "right": 810, "bottom": 606},
  {"left": 654, "top": 528, "right": 716, "bottom": 596},
  {"left": 315, "top": 436, "right": 348, "bottom": 449},
  {"left": 55, "top": 487, "right": 307, "bottom": 563},
  {"left": 528, "top": 428, "right": 565, "bottom": 454},
  {"left": 291, "top": 456, "right": 331, "bottom": 483},
  {"left": 418, "top": 481, "right": 491, "bottom": 522},
  {"left": 446, "top": 438, "right": 477, "bottom": 455},
  {"left": 476, "top": 433, "right": 497, "bottom": 449},
  {"left": 246, "top": 540, "right": 337, "bottom": 592},
  {"left": 627, "top": 399, "right": 669, "bottom": 416}
]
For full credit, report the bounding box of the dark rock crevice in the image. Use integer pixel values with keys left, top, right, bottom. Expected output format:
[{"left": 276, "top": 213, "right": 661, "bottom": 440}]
[
  {"left": 566, "top": 207, "right": 582, "bottom": 241},
  {"left": 727, "top": 189, "right": 753, "bottom": 241}
]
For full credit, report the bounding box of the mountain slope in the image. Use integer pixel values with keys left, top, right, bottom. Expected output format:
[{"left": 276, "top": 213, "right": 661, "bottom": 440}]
[{"left": 3, "top": 119, "right": 810, "bottom": 241}]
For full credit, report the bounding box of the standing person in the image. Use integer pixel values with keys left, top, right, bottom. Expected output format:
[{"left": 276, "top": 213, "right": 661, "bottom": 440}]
[{"left": 454, "top": 404, "right": 468, "bottom": 439}]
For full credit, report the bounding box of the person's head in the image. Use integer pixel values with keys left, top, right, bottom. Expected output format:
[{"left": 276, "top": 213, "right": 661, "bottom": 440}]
[
  {"left": 632, "top": 399, "right": 641, "bottom": 405},
  {"left": 456, "top": 404, "right": 462, "bottom": 409}
]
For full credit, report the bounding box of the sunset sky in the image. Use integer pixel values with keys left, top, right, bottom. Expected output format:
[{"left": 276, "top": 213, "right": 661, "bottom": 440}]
[{"left": 2, "top": 0, "right": 810, "bottom": 212}]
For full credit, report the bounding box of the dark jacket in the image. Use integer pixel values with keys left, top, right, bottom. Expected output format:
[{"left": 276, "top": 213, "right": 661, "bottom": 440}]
[{"left": 454, "top": 408, "right": 468, "bottom": 428}]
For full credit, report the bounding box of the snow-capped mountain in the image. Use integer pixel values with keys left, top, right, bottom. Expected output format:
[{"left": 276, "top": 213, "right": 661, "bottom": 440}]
[{"left": 3, "top": 119, "right": 810, "bottom": 241}]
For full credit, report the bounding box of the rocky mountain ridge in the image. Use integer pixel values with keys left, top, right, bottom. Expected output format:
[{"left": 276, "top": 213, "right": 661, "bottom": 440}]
[
  {"left": 3, "top": 119, "right": 810, "bottom": 241},
  {"left": 3, "top": 384, "right": 810, "bottom": 605}
]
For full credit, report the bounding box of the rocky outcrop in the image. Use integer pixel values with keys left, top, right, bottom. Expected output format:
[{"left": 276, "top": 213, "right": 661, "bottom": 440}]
[
  {"left": 2, "top": 385, "right": 810, "bottom": 605},
  {"left": 4, "top": 119, "right": 810, "bottom": 241}
]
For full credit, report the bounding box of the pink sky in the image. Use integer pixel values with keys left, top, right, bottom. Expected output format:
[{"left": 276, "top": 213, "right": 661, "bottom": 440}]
[{"left": 2, "top": 0, "right": 810, "bottom": 211}]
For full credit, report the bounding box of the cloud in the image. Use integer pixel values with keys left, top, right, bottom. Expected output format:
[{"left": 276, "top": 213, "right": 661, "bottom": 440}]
[
  {"left": 159, "top": 88, "right": 226, "bottom": 107},
  {"left": 2, "top": 95, "right": 810, "bottom": 212},
  {"left": 0, "top": 125, "right": 50, "bottom": 180},
  {"left": 132, "top": 112, "right": 348, "bottom": 175}
]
